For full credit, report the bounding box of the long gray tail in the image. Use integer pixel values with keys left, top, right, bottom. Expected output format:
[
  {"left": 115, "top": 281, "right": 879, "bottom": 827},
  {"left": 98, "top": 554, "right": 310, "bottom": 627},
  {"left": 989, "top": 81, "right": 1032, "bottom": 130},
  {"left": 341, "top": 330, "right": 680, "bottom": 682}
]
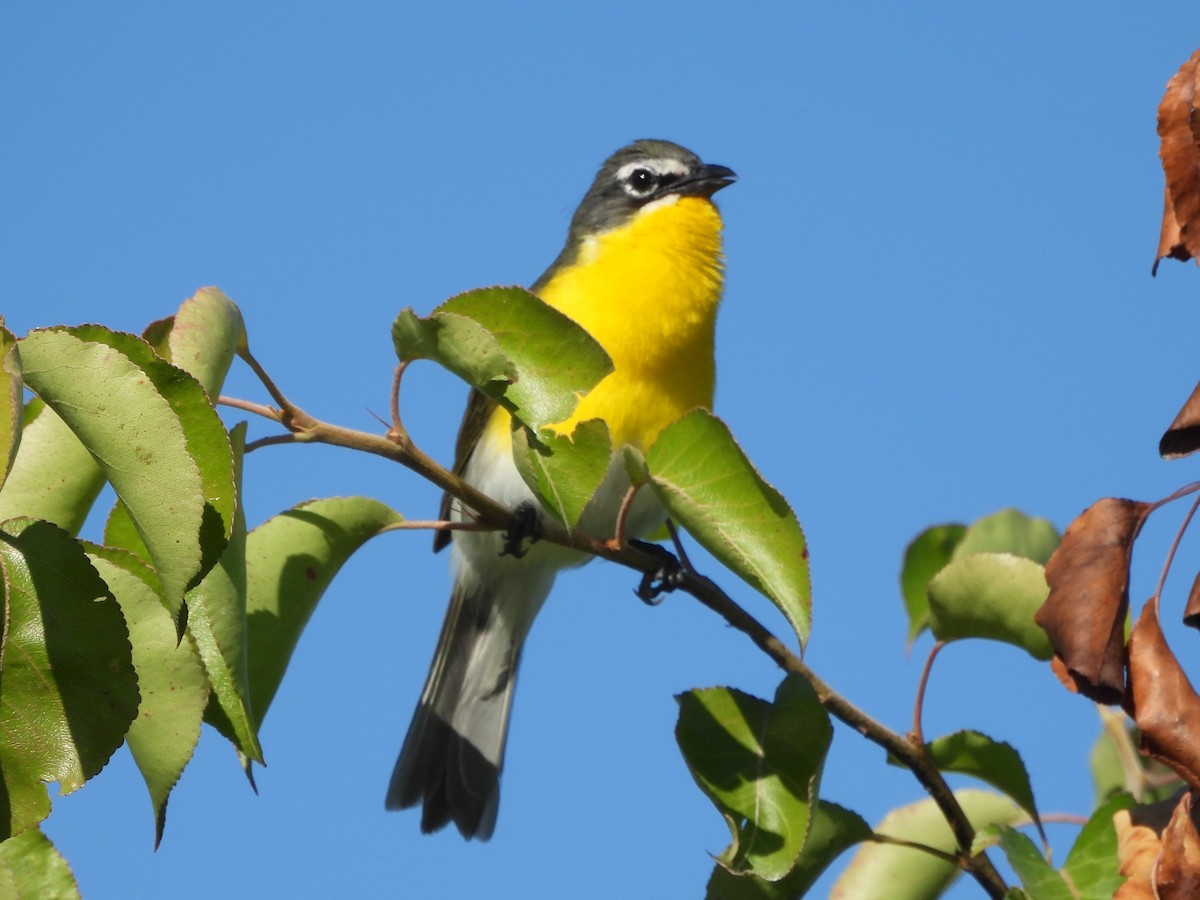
[{"left": 387, "top": 571, "right": 549, "bottom": 840}]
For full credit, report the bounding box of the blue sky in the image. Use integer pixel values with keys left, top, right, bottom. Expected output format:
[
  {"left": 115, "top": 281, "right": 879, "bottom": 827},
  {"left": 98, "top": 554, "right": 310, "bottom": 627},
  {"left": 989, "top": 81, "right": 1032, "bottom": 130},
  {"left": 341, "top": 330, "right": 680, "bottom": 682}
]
[{"left": 4, "top": 4, "right": 1198, "bottom": 898}]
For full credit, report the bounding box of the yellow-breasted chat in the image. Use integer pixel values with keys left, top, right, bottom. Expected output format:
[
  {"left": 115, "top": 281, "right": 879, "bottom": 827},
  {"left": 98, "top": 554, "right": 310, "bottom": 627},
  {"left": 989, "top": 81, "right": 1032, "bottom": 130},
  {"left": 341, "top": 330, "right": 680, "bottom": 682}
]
[{"left": 387, "top": 140, "right": 735, "bottom": 840}]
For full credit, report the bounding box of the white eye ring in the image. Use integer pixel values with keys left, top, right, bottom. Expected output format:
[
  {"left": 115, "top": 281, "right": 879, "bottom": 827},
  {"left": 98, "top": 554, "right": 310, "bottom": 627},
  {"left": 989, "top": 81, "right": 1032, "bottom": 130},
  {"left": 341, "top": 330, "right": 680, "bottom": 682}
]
[
  {"left": 623, "top": 167, "right": 657, "bottom": 197},
  {"left": 615, "top": 158, "right": 691, "bottom": 198}
]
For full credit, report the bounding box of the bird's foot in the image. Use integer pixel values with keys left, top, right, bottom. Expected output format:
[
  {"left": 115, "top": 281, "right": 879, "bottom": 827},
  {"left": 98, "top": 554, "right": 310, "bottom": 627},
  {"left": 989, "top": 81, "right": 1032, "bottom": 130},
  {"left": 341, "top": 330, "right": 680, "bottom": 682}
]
[
  {"left": 630, "top": 540, "right": 686, "bottom": 605},
  {"left": 499, "top": 501, "right": 542, "bottom": 559}
]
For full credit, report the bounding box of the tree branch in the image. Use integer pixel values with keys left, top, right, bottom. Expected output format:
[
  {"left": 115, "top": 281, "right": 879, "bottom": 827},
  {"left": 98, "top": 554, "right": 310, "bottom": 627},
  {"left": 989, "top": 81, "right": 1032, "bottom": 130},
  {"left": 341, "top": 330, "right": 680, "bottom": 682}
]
[
  {"left": 218, "top": 368, "right": 1009, "bottom": 897},
  {"left": 647, "top": 565, "right": 1009, "bottom": 897}
]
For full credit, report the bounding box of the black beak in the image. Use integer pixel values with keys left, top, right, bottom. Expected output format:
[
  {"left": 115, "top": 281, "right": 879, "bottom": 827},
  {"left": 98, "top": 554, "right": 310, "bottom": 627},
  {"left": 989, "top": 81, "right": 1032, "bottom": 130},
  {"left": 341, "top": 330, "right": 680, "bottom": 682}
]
[{"left": 673, "top": 163, "right": 737, "bottom": 199}]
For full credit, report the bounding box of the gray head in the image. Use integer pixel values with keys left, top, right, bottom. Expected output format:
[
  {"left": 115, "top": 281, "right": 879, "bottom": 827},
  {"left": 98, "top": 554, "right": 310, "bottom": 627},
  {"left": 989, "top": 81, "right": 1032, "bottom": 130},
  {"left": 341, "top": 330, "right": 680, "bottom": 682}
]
[
  {"left": 570, "top": 139, "right": 735, "bottom": 237},
  {"left": 533, "top": 140, "right": 735, "bottom": 288}
]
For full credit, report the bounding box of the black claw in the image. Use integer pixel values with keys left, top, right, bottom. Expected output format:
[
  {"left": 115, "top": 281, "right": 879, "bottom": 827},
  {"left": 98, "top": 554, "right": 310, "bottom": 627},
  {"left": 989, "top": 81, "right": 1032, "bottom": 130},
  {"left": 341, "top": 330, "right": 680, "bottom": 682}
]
[
  {"left": 631, "top": 540, "right": 686, "bottom": 605},
  {"left": 500, "top": 501, "right": 542, "bottom": 558}
]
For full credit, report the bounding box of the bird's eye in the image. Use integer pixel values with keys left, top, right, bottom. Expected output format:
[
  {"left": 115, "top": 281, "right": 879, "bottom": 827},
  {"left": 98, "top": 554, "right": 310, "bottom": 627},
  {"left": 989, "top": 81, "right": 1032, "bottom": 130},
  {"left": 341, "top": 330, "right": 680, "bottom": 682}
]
[{"left": 624, "top": 167, "right": 658, "bottom": 196}]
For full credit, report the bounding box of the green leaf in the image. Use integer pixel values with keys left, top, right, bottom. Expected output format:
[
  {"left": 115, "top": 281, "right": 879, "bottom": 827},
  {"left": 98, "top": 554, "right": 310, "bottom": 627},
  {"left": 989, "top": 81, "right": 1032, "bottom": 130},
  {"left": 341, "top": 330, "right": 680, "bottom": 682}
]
[
  {"left": 141, "top": 316, "right": 174, "bottom": 359},
  {"left": 792, "top": 802, "right": 873, "bottom": 885},
  {"left": 0, "top": 827, "right": 80, "bottom": 899},
  {"left": 832, "top": 789, "right": 1025, "bottom": 898},
  {"left": 511, "top": 419, "right": 612, "bottom": 528},
  {"left": 392, "top": 286, "right": 613, "bottom": 431},
  {"left": 18, "top": 326, "right": 236, "bottom": 627},
  {"left": 86, "top": 545, "right": 207, "bottom": 848},
  {"left": 975, "top": 825, "right": 1073, "bottom": 898},
  {"left": 192, "top": 424, "right": 261, "bottom": 764},
  {"left": 0, "top": 326, "right": 21, "bottom": 492},
  {"left": 916, "top": 731, "right": 1043, "bottom": 841},
  {"left": 0, "top": 518, "right": 138, "bottom": 839},
  {"left": 900, "top": 523, "right": 966, "bottom": 645},
  {"left": 926, "top": 552, "right": 1053, "bottom": 659},
  {"left": 952, "top": 509, "right": 1060, "bottom": 564},
  {"left": 0, "top": 402, "right": 104, "bottom": 535},
  {"left": 676, "top": 676, "right": 832, "bottom": 880},
  {"left": 705, "top": 801, "right": 870, "bottom": 898},
  {"left": 1061, "top": 792, "right": 1136, "bottom": 897},
  {"left": 165, "top": 287, "right": 246, "bottom": 398},
  {"left": 244, "top": 496, "right": 403, "bottom": 728},
  {"left": 646, "top": 410, "right": 810, "bottom": 647},
  {"left": 102, "top": 500, "right": 152, "bottom": 565}
]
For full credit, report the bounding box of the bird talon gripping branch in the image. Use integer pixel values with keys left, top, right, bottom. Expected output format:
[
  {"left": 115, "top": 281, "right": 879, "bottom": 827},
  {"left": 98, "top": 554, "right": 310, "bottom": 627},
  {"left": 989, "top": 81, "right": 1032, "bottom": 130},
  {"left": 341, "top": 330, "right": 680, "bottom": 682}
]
[
  {"left": 631, "top": 539, "right": 686, "bottom": 604},
  {"left": 499, "top": 501, "right": 542, "bottom": 559}
]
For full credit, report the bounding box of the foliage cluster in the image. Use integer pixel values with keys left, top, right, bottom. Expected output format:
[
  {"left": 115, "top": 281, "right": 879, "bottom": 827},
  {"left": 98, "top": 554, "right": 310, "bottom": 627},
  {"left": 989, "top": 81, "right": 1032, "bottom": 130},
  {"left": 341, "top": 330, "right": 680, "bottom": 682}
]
[{"left": 3, "top": 44, "right": 1200, "bottom": 900}]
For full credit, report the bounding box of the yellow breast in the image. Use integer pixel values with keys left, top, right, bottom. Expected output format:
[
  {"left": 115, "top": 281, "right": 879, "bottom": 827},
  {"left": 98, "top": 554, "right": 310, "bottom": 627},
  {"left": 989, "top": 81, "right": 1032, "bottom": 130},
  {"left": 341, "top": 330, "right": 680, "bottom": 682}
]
[{"left": 535, "top": 195, "right": 725, "bottom": 448}]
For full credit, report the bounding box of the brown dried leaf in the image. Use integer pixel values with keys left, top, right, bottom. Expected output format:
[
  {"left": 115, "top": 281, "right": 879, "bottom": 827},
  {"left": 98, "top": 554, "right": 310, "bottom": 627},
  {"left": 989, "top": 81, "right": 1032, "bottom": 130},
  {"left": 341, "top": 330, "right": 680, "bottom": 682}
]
[
  {"left": 1128, "top": 599, "right": 1200, "bottom": 791},
  {"left": 1154, "top": 48, "right": 1200, "bottom": 273},
  {"left": 1156, "top": 791, "right": 1200, "bottom": 899},
  {"left": 1159, "top": 379, "right": 1200, "bottom": 459},
  {"left": 1115, "top": 808, "right": 1163, "bottom": 899},
  {"left": 1114, "top": 792, "right": 1196, "bottom": 900},
  {"left": 1036, "top": 498, "right": 1149, "bottom": 704}
]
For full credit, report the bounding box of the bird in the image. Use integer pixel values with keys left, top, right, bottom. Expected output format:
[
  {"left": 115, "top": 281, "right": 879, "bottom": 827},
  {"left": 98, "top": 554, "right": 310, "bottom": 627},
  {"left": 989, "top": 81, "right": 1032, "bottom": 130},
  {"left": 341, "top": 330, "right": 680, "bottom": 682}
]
[{"left": 386, "top": 139, "right": 736, "bottom": 840}]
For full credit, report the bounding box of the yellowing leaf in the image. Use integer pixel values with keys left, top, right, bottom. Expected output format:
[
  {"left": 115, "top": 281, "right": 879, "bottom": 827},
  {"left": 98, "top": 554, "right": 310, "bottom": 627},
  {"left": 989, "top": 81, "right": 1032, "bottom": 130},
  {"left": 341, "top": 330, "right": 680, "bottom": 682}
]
[
  {"left": 832, "top": 790, "right": 1024, "bottom": 898},
  {"left": 166, "top": 287, "right": 246, "bottom": 398}
]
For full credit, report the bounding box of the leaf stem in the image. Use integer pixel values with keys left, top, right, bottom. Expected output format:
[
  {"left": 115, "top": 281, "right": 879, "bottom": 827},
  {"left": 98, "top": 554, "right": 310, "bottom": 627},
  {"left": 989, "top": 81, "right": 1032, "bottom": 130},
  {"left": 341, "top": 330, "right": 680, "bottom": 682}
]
[
  {"left": 867, "top": 833, "right": 960, "bottom": 866},
  {"left": 378, "top": 519, "right": 485, "bottom": 535},
  {"left": 218, "top": 395, "right": 281, "bottom": 421},
  {"left": 1153, "top": 488, "right": 1200, "bottom": 603},
  {"left": 911, "top": 641, "right": 945, "bottom": 746},
  {"left": 244, "top": 433, "right": 299, "bottom": 453},
  {"left": 609, "top": 483, "right": 641, "bottom": 549},
  {"left": 390, "top": 361, "right": 409, "bottom": 438},
  {"left": 238, "top": 345, "right": 293, "bottom": 412},
  {"left": 666, "top": 519, "right": 696, "bottom": 573}
]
